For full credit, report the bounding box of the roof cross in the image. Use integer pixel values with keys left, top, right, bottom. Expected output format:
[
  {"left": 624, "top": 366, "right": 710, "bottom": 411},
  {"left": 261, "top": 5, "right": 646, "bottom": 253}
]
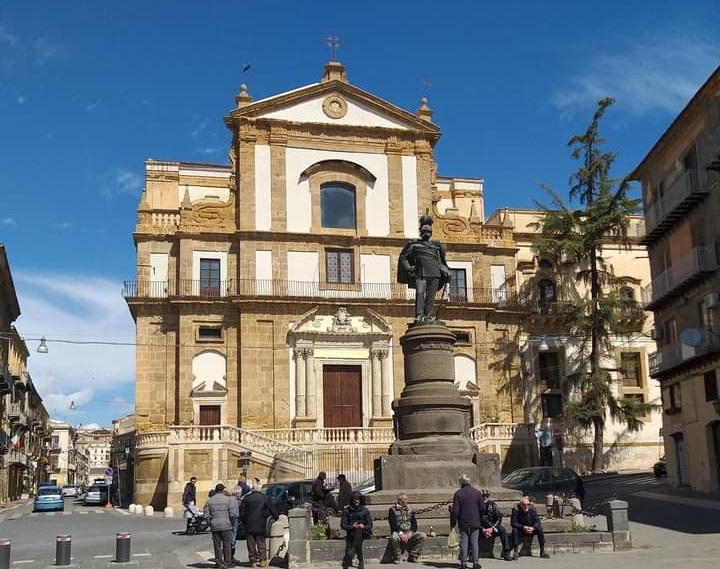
[{"left": 324, "top": 31, "right": 341, "bottom": 61}]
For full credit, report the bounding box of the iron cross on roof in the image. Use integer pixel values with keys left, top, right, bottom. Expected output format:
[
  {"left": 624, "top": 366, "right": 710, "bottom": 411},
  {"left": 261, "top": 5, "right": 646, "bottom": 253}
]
[{"left": 325, "top": 31, "right": 341, "bottom": 61}]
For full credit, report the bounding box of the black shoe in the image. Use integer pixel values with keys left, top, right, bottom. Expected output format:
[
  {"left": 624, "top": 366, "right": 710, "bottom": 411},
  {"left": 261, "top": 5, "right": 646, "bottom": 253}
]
[
  {"left": 512, "top": 549, "right": 518, "bottom": 561},
  {"left": 540, "top": 550, "right": 550, "bottom": 559}
]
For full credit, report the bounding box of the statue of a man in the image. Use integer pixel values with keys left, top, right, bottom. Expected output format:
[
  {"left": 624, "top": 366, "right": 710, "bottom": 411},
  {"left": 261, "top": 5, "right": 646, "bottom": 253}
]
[{"left": 397, "top": 211, "right": 451, "bottom": 322}]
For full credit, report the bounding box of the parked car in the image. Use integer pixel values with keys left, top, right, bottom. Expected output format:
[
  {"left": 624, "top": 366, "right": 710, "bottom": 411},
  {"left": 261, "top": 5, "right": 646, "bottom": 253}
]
[
  {"left": 502, "top": 466, "right": 585, "bottom": 503},
  {"left": 62, "top": 485, "right": 78, "bottom": 498},
  {"left": 261, "top": 479, "right": 315, "bottom": 515},
  {"left": 34, "top": 485, "right": 64, "bottom": 512},
  {"left": 653, "top": 457, "right": 667, "bottom": 477},
  {"left": 84, "top": 484, "right": 110, "bottom": 506}
]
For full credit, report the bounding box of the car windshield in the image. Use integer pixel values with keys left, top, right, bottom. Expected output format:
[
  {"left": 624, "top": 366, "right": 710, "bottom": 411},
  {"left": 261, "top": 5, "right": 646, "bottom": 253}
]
[
  {"left": 63, "top": 485, "right": 74, "bottom": 489},
  {"left": 503, "top": 469, "right": 536, "bottom": 484},
  {"left": 38, "top": 487, "right": 61, "bottom": 496},
  {"left": 261, "top": 484, "right": 287, "bottom": 500},
  {"left": 88, "top": 486, "right": 103, "bottom": 493}
]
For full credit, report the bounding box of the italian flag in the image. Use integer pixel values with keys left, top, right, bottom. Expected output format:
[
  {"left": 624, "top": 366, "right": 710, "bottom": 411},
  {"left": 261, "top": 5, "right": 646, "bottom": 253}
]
[{"left": 10, "top": 424, "right": 25, "bottom": 449}]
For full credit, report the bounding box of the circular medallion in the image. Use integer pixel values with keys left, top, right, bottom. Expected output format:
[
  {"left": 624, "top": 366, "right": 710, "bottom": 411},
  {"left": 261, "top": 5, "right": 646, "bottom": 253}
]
[{"left": 322, "top": 95, "right": 347, "bottom": 119}]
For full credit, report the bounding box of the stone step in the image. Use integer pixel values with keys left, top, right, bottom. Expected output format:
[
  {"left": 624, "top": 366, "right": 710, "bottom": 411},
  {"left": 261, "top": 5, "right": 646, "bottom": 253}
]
[{"left": 363, "top": 487, "right": 521, "bottom": 505}]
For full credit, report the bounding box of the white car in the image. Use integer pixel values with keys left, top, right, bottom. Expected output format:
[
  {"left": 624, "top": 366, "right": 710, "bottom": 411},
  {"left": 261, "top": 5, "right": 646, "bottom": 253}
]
[{"left": 62, "top": 485, "right": 78, "bottom": 498}]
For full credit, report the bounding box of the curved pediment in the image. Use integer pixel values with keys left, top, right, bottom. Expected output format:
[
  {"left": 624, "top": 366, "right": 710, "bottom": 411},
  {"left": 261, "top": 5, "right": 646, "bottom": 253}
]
[{"left": 289, "top": 306, "right": 392, "bottom": 337}]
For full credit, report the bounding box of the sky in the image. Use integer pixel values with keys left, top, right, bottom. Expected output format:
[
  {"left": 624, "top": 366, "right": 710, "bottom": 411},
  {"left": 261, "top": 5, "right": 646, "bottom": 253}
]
[{"left": 1, "top": 1, "right": 719, "bottom": 428}]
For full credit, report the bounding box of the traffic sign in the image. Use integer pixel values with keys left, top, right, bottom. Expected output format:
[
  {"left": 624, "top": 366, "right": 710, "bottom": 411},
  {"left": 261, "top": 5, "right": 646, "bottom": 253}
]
[{"left": 104, "top": 467, "right": 114, "bottom": 477}]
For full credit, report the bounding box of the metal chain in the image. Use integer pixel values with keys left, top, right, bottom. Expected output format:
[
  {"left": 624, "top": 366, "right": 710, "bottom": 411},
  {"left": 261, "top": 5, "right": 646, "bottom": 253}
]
[{"left": 538, "top": 493, "right": 617, "bottom": 519}]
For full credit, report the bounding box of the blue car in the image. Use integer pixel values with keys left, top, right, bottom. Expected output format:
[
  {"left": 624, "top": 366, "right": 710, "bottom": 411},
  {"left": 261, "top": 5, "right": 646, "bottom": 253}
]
[{"left": 34, "top": 485, "right": 64, "bottom": 512}]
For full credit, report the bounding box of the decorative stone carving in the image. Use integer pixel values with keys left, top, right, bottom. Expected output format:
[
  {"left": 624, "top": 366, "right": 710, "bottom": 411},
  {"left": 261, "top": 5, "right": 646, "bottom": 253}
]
[
  {"left": 328, "top": 307, "right": 356, "bottom": 332},
  {"left": 322, "top": 94, "right": 348, "bottom": 119},
  {"left": 180, "top": 192, "right": 236, "bottom": 232}
]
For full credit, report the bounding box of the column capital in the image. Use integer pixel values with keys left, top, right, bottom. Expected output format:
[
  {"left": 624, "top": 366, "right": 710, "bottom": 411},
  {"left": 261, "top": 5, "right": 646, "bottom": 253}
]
[{"left": 371, "top": 347, "right": 389, "bottom": 359}]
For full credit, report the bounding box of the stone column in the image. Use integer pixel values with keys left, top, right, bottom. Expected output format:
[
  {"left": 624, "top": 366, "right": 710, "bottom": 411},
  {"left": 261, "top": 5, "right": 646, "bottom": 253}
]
[
  {"left": 371, "top": 348, "right": 383, "bottom": 417},
  {"left": 604, "top": 499, "right": 632, "bottom": 550},
  {"left": 287, "top": 506, "right": 311, "bottom": 568},
  {"left": 380, "top": 348, "right": 392, "bottom": 416},
  {"left": 294, "top": 347, "right": 306, "bottom": 418},
  {"left": 305, "top": 348, "right": 315, "bottom": 419}
]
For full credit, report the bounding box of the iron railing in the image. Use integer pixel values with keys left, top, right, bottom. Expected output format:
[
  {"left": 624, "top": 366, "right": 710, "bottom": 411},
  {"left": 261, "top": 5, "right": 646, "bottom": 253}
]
[
  {"left": 641, "top": 246, "right": 718, "bottom": 307},
  {"left": 644, "top": 169, "right": 715, "bottom": 235}
]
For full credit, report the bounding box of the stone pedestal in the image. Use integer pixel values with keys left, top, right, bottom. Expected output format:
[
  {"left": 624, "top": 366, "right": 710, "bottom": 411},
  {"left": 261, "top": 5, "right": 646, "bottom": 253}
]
[{"left": 375, "top": 321, "right": 500, "bottom": 491}]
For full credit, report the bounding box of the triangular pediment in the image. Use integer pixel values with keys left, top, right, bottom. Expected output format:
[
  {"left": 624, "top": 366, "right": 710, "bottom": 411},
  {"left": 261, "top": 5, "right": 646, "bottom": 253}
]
[
  {"left": 288, "top": 306, "right": 392, "bottom": 336},
  {"left": 227, "top": 80, "right": 439, "bottom": 135}
]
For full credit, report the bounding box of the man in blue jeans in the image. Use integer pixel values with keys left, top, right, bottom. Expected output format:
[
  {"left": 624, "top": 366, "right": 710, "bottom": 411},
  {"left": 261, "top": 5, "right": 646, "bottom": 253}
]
[
  {"left": 450, "top": 474, "right": 485, "bottom": 569},
  {"left": 510, "top": 496, "right": 550, "bottom": 559}
]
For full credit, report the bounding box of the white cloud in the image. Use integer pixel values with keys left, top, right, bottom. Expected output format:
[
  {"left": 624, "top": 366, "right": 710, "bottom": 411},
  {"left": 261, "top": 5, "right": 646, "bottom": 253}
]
[
  {"left": 55, "top": 221, "right": 72, "bottom": 230},
  {"left": 0, "top": 24, "right": 18, "bottom": 47},
  {"left": 1, "top": 217, "right": 15, "bottom": 225},
  {"left": 32, "top": 37, "right": 61, "bottom": 66},
  {"left": 191, "top": 119, "right": 208, "bottom": 138},
  {"left": 197, "top": 146, "right": 224, "bottom": 155},
  {"left": 86, "top": 102, "right": 98, "bottom": 112},
  {"left": 102, "top": 167, "right": 142, "bottom": 198},
  {"left": 16, "top": 95, "right": 24, "bottom": 104},
  {"left": 552, "top": 34, "right": 720, "bottom": 115},
  {"left": 14, "top": 272, "right": 136, "bottom": 417},
  {"left": 81, "top": 423, "right": 100, "bottom": 430}
]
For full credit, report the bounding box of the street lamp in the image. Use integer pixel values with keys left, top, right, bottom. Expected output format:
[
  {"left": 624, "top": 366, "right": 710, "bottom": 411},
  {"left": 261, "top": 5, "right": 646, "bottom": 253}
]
[{"left": 36, "top": 336, "right": 49, "bottom": 354}]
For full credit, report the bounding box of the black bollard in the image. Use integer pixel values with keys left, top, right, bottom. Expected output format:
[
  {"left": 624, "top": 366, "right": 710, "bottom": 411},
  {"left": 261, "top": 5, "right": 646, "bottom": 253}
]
[
  {"left": 115, "top": 533, "right": 131, "bottom": 563},
  {"left": 55, "top": 535, "right": 71, "bottom": 566},
  {"left": 0, "top": 539, "right": 11, "bottom": 569}
]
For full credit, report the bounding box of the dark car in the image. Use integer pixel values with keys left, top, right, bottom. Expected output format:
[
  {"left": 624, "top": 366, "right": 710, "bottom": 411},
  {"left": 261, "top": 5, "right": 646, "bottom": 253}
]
[
  {"left": 502, "top": 466, "right": 585, "bottom": 503},
  {"left": 653, "top": 457, "right": 667, "bottom": 477},
  {"left": 261, "top": 479, "right": 314, "bottom": 515}
]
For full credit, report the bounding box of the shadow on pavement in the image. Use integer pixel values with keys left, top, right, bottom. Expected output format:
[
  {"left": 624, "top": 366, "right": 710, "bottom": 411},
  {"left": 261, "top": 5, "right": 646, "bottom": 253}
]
[{"left": 628, "top": 494, "right": 720, "bottom": 534}]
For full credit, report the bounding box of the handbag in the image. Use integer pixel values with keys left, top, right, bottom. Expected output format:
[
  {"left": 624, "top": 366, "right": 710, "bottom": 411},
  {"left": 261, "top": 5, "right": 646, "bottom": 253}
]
[{"left": 447, "top": 526, "right": 460, "bottom": 555}]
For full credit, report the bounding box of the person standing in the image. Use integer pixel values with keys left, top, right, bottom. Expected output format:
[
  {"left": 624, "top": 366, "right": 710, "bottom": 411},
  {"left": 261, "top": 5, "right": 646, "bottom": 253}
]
[
  {"left": 239, "top": 478, "right": 278, "bottom": 567},
  {"left": 204, "top": 483, "right": 239, "bottom": 569},
  {"left": 509, "top": 496, "right": 550, "bottom": 559},
  {"left": 341, "top": 491, "right": 373, "bottom": 569},
  {"left": 479, "top": 489, "right": 512, "bottom": 561},
  {"left": 182, "top": 476, "right": 198, "bottom": 532},
  {"left": 311, "top": 471, "right": 328, "bottom": 524},
  {"left": 450, "top": 474, "right": 485, "bottom": 569},
  {"left": 336, "top": 474, "right": 353, "bottom": 510},
  {"left": 388, "top": 493, "right": 426, "bottom": 563}
]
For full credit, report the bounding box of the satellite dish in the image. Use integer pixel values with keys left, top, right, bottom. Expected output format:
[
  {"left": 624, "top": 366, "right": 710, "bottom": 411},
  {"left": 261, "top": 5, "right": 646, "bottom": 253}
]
[{"left": 680, "top": 328, "right": 703, "bottom": 347}]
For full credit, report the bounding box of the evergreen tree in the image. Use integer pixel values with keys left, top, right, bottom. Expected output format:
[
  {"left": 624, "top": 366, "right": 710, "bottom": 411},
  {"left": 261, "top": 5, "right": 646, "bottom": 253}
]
[{"left": 532, "top": 98, "right": 656, "bottom": 473}]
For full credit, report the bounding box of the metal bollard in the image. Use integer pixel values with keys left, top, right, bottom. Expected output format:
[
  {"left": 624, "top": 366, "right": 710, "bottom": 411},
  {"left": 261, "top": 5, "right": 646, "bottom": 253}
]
[
  {"left": 0, "top": 539, "right": 11, "bottom": 569},
  {"left": 55, "top": 535, "right": 71, "bottom": 566},
  {"left": 115, "top": 533, "right": 131, "bottom": 563}
]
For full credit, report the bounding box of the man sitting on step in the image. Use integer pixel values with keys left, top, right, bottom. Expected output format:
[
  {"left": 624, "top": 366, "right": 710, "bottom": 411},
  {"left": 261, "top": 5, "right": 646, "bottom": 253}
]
[
  {"left": 388, "top": 493, "right": 426, "bottom": 563},
  {"left": 479, "top": 489, "right": 512, "bottom": 561},
  {"left": 510, "top": 496, "right": 550, "bottom": 559}
]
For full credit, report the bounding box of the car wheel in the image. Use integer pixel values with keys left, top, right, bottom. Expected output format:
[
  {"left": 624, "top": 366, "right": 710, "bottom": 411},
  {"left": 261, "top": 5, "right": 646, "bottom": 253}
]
[{"left": 186, "top": 526, "right": 196, "bottom": 536}]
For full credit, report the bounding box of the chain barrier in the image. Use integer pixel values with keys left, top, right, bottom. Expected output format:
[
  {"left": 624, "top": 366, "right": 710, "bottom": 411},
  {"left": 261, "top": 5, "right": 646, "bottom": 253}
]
[{"left": 538, "top": 492, "right": 617, "bottom": 519}]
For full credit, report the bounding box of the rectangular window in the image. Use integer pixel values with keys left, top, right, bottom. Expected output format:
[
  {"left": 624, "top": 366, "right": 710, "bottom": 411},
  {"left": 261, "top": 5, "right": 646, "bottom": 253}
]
[
  {"left": 620, "top": 352, "right": 642, "bottom": 388},
  {"left": 624, "top": 393, "right": 646, "bottom": 405},
  {"left": 538, "top": 351, "right": 561, "bottom": 389},
  {"left": 449, "top": 268, "right": 467, "bottom": 302},
  {"left": 198, "top": 326, "right": 222, "bottom": 340},
  {"left": 670, "top": 383, "right": 682, "bottom": 409},
  {"left": 200, "top": 258, "right": 221, "bottom": 296},
  {"left": 541, "top": 394, "right": 563, "bottom": 418},
  {"left": 704, "top": 370, "right": 719, "bottom": 402},
  {"left": 453, "top": 331, "right": 472, "bottom": 345},
  {"left": 326, "top": 249, "right": 354, "bottom": 284}
]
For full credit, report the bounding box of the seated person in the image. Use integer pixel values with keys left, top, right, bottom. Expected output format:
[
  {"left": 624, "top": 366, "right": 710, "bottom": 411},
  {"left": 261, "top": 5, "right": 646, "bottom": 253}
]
[
  {"left": 388, "top": 493, "right": 426, "bottom": 563},
  {"left": 479, "top": 489, "right": 512, "bottom": 561},
  {"left": 510, "top": 496, "right": 550, "bottom": 559}
]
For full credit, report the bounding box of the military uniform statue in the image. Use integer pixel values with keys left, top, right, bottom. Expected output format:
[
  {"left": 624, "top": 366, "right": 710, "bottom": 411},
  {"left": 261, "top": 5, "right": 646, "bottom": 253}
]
[{"left": 397, "top": 210, "right": 451, "bottom": 322}]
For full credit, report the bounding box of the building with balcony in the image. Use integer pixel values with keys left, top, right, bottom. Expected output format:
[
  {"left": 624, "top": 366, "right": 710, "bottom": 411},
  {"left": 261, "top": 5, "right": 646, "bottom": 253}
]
[
  {"left": 76, "top": 427, "right": 112, "bottom": 483},
  {"left": 487, "top": 209, "right": 662, "bottom": 471},
  {"left": 123, "top": 60, "right": 655, "bottom": 508},
  {"left": 46, "top": 419, "right": 85, "bottom": 487},
  {"left": 1, "top": 244, "right": 51, "bottom": 503},
  {"left": 633, "top": 66, "right": 720, "bottom": 491},
  {"left": 111, "top": 414, "right": 135, "bottom": 507}
]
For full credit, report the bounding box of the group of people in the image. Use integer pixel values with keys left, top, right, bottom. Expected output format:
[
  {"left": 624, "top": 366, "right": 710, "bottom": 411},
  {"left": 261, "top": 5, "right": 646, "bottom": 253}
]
[
  {"left": 451, "top": 474, "right": 550, "bottom": 567},
  {"left": 182, "top": 475, "right": 279, "bottom": 569}
]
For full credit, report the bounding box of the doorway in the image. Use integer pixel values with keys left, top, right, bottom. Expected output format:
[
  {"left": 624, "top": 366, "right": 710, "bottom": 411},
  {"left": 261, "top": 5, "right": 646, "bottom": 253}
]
[
  {"left": 712, "top": 422, "right": 720, "bottom": 490},
  {"left": 673, "top": 432, "right": 689, "bottom": 485},
  {"left": 323, "top": 365, "right": 362, "bottom": 428},
  {"left": 199, "top": 405, "right": 221, "bottom": 426}
]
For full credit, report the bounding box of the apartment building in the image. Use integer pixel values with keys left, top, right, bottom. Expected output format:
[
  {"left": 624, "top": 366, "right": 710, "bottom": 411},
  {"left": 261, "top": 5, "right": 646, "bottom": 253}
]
[
  {"left": 76, "top": 427, "right": 112, "bottom": 481},
  {"left": 633, "top": 66, "right": 720, "bottom": 491}
]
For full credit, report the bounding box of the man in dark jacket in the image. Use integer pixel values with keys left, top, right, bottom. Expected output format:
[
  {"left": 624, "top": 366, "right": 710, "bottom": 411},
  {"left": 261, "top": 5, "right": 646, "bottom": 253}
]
[
  {"left": 450, "top": 474, "right": 485, "bottom": 569},
  {"left": 311, "top": 471, "right": 327, "bottom": 524},
  {"left": 479, "top": 489, "right": 512, "bottom": 561},
  {"left": 336, "top": 474, "right": 353, "bottom": 510},
  {"left": 341, "top": 491, "right": 373, "bottom": 569},
  {"left": 239, "top": 481, "right": 279, "bottom": 567},
  {"left": 388, "top": 493, "right": 426, "bottom": 563},
  {"left": 182, "top": 477, "right": 198, "bottom": 532},
  {"left": 204, "top": 484, "right": 239, "bottom": 569},
  {"left": 509, "top": 496, "right": 550, "bottom": 559}
]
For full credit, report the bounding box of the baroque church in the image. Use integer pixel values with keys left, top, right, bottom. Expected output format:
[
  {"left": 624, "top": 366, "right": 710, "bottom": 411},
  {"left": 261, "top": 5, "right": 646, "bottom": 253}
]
[{"left": 124, "top": 60, "right": 660, "bottom": 508}]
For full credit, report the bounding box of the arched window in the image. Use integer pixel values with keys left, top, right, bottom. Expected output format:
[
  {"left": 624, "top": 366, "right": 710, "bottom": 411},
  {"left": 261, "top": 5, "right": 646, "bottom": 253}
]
[
  {"left": 537, "top": 279, "right": 556, "bottom": 314},
  {"left": 321, "top": 183, "right": 356, "bottom": 229},
  {"left": 538, "top": 258, "right": 553, "bottom": 269}
]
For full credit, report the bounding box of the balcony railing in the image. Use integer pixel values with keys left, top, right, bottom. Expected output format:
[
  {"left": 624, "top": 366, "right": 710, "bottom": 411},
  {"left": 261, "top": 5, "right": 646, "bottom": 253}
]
[
  {"left": 649, "top": 326, "right": 720, "bottom": 376},
  {"left": 643, "top": 169, "right": 716, "bottom": 243},
  {"left": 8, "top": 402, "right": 24, "bottom": 421},
  {"left": 123, "top": 279, "right": 524, "bottom": 307},
  {"left": 642, "top": 246, "right": 718, "bottom": 309}
]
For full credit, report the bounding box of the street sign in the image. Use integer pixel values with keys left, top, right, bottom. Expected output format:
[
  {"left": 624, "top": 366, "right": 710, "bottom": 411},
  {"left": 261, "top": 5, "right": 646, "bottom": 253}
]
[{"left": 104, "top": 466, "right": 114, "bottom": 477}]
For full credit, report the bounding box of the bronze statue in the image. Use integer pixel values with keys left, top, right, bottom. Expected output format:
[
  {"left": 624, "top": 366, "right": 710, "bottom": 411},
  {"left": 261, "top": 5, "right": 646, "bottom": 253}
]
[{"left": 397, "top": 210, "right": 451, "bottom": 322}]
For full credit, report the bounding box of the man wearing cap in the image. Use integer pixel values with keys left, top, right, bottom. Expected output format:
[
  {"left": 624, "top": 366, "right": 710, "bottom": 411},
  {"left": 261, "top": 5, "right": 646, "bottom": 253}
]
[
  {"left": 388, "top": 493, "right": 426, "bottom": 563},
  {"left": 479, "top": 489, "right": 512, "bottom": 561},
  {"left": 450, "top": 474, "right": 485, "bottom": 569},
  {"left": 510, "top": 496, "right": 550, "bottom": 559},
  {"left": 204, "top": 483, "right": 239, "bottom": 569}
]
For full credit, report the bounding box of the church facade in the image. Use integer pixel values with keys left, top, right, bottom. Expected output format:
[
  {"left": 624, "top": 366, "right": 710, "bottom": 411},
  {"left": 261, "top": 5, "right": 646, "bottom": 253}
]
[{"left": 124, "top": 61, "right": 658, "bottom": 508}]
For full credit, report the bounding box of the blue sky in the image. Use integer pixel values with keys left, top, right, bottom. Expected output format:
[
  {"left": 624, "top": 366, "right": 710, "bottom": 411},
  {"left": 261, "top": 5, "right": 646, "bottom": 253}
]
[{"left": 1, "top": 1, "right": 719, "bottom": 427}]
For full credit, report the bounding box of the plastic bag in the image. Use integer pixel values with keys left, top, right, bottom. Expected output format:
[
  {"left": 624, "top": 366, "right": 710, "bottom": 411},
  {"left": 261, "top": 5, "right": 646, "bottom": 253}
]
[{"left": 447, "top": 526, "right": 460, "bottom": 555}]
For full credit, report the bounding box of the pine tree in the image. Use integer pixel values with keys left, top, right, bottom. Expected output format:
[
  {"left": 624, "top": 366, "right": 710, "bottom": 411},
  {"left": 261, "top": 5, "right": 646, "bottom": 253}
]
[{"left": 532, "top": 98, "right": 656, "bottom": 473}]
